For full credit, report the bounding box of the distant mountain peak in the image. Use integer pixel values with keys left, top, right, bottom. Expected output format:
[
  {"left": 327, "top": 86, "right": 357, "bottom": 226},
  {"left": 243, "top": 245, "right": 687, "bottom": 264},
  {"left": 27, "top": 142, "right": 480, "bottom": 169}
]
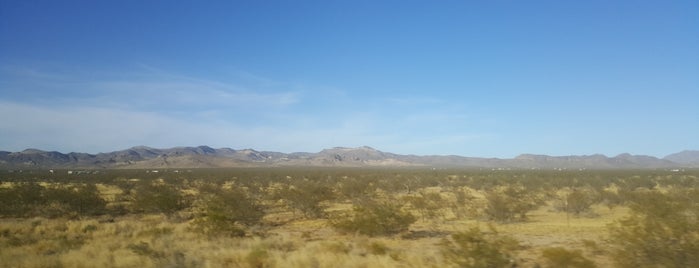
[
  {"left": 664, "top": 150, "right": 699, "bottom": 164},
  {"left": 21, "top": 148, "right": 46, "bottom": 154},
  {"left": 1, "top": 146, "right": 697, "bottom": 169},
  {"left": 326, "top": 146, "right": 378, "bottom": 151}
]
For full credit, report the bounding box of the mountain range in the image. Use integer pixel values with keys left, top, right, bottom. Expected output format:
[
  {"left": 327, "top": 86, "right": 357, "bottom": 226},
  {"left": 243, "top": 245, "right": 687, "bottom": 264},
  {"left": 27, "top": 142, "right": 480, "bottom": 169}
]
[{"left": 1, "top": 146, "right": 698, "bottom": 169}]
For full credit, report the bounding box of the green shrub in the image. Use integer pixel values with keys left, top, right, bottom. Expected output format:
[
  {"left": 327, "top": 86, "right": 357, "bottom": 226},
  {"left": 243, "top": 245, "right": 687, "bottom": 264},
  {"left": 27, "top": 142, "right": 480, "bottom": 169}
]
[
  {"left": 280, "top": 180, "right": 335, "bottom": 218},
  {"left": 540, "top": 247, "right": 596, "bottom": 268},
  {"left": 404, "top": 191, "right": 445, "bottom": 221},
  {"left": 554, "top": 187, "right": 599, "bottom": 216},
  {"left": 191, "top": 188, "right": 264, "bottom": 237},
  {"left": 131, "top": 182, "right": 189, "bottom": 215},
  {"left": 337, "top": 177, "right": 377, "bottom": 200},
  {"left": 332, "top": 201, "right": 416, "bottom": 236},
  {"left": 440, "top": 226, "right": 520, "bottom": 268},
  {"left": 0, "top": 182, "right": 46, "bottom": 217},
  {"left": 0, "top": 182, "right": 106, "bottom": 218},
  {"left": 608, "top": 189, "right": 699, "bottom": 268},
  {"left": 44, "top": 184, "right": 107, "bottom": 216},
  {"left": 451, "top": 187, "right": 479, "bottom": 219},
  {"left": 485, "top": 184, "right": 542, "bottom": 222},
  {"left": 599, "top": 189, "right": 623, "bottom": 210}
]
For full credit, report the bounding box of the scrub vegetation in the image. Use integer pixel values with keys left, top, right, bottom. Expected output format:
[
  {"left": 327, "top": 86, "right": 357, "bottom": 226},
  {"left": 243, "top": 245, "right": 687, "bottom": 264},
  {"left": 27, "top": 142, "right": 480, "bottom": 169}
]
[{"left": 1, "top": 168, "right": 698, "bottom": 267}]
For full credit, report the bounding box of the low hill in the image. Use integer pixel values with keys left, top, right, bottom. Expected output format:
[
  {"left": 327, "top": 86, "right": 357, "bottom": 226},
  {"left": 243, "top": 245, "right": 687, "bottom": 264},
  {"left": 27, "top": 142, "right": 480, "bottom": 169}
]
[{"left": 0, "top": 146, "right": 696, "bottom": 169}]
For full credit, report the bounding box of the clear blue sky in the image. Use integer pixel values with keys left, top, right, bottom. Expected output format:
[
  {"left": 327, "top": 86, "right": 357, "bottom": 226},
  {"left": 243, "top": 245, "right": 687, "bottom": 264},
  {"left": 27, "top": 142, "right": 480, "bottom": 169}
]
[{"left": 1, "top": 0, "right": 697, "bottom": 158}]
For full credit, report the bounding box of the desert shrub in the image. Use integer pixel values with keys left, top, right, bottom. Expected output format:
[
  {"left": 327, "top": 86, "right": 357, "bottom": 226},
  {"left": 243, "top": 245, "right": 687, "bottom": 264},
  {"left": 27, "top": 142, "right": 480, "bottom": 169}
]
[
  {"left": 608, "top": 189, "right": 699, "bottom": 268},
  {"left": 114, "top": 178, "right": 137, "bottom": 195},
  {"left": 450, "top": 187, "right": 481, "bottom": 219},
  {"left": 43, "top": 184, "right": 107, "bottom": 216},
  {"left": 599, "top": 189, "right": 623, "bottom": 210},
  {"left": 246, "top": 246, "right": 272, "bottom": 268},
  {"left": 565, "top": 188, "right": 598, "bottom": 215},
  {"left": 280, "top": 179, "right": 335, "bottom": 218},
  {"left": 0, "top": 182, "right": 106, "bottom": 218},
  {"left": 1, "top": 219, "right": 89, "bottom": 255},
  {"left": 616, "top": 176, "right": 657, "bottom": 192},
  {"left": 337, "top": 177, "right": 377, "bottom": 200},
  {"left": 404, "top": 191, "right": 445, "bottom": 221},
  {"left": 131, "top": 182, "right": 189, "bottom": 215},
  {"left": 0, "top": 182, "right": 46, "bottom": 217},
  {"left": 332, "top": 200, "right": 416, "bottom": 236},
  {"left": 554, "top": 187, "right": 599, "bottom": 216},
  {"left": 191, "top": 188, "right": 265, "bottom": 237},
  {"left": 440, "top": 226, "right": 520, "bottom": 268},
  {"left": 540, "top": 247, "right": 596, "bottom": 268},
  {"left": 484, "top": 184, "right": 543, "bottom": 222}
]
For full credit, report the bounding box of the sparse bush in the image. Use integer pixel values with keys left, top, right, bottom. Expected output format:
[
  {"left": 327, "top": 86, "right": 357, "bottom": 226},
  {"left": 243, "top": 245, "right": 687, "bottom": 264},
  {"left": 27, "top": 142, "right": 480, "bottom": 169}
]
[
  {"left": 554, "top": 187, "right": 599, "bottom": 216},
  {"left": 565, "top": 188, "right": 598, "bottom": 215},
  {"left": 485, "top": 184, "right": 543, "bottom": 222},
  {"left": 0, "top": 182, "right": 106, "bottom": 218},
  {"left": 540, "top": 247, "right": 596, "bottom": 268},
  {"left": 451, "top": 187, "right": 480, "bottom": 219},
  {"left": 332, "top": 200, "right": 416, "bottom": 236},
  {"left": 609, "top": 189, "right": 699, "bottom": 268},
  {"left": 44, "top": 184, "right": 107, "bottom": 217},
  {"left": 191, "top": 188, "right": 265, "bottom": 237},
  {"left": 599, "top": 189, "right": 623, "bottom": 210},
  {"left": 337, "top": 177, "right": 377, "bottom": 200},
  {"left": 440, "top": 226, "right": 520, "bottom": 268},
  {"left": 0, "top": 182, "right": 46, "bottom": 217},
  {"left": 281, "top": 179, "right": 335, "bottom": 218},
  {"left": 404, "top": 191, "right": 445, "bottom": 221},
  {"left": 131, "top": 182, "right": 189, "bottom": 215}
]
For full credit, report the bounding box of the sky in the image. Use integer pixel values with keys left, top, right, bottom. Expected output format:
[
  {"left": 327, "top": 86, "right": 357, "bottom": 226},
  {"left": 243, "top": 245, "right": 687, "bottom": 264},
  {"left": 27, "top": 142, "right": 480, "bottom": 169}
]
[{"left": 1, "top": 0, "right": 697, "bottom": 158}]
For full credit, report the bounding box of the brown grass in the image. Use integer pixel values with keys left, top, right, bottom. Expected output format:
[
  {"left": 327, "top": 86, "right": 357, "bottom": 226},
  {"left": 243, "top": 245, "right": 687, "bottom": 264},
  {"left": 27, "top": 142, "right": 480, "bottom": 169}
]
[{"left": 0, "top": 183, "right": 633, "bottom": 268}]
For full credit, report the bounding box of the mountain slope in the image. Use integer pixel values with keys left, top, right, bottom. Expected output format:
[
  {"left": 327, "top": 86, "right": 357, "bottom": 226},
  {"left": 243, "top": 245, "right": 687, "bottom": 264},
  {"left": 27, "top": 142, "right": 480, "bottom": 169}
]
[
  {"left": 0, "top": 146, "right": 695, "bottom": 169},
  {"left": 664, "top": 150, "right": 699, "bottom": 165}
]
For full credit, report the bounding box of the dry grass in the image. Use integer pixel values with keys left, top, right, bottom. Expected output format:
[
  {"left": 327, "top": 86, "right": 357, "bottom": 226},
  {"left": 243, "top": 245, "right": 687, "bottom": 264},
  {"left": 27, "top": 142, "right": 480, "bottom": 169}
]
[{"left": 0, "top": 184, "right": 632, "bottom": 268}]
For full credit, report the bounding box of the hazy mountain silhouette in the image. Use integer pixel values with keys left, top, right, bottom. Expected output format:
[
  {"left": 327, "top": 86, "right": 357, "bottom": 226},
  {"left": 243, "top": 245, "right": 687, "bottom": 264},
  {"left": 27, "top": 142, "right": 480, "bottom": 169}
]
[
  {"left": 664, "top": 150, "right": 699, "bottom": 165},
  {"left": 0, "top": 146, "right": 696, "bottom": 169}
]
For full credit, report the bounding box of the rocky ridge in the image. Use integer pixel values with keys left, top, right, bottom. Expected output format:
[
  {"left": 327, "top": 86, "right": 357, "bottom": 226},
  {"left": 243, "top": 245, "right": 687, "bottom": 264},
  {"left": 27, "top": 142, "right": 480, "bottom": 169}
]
[{"left": 0, "top": 145, "right": 697, "bottom": 169}]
